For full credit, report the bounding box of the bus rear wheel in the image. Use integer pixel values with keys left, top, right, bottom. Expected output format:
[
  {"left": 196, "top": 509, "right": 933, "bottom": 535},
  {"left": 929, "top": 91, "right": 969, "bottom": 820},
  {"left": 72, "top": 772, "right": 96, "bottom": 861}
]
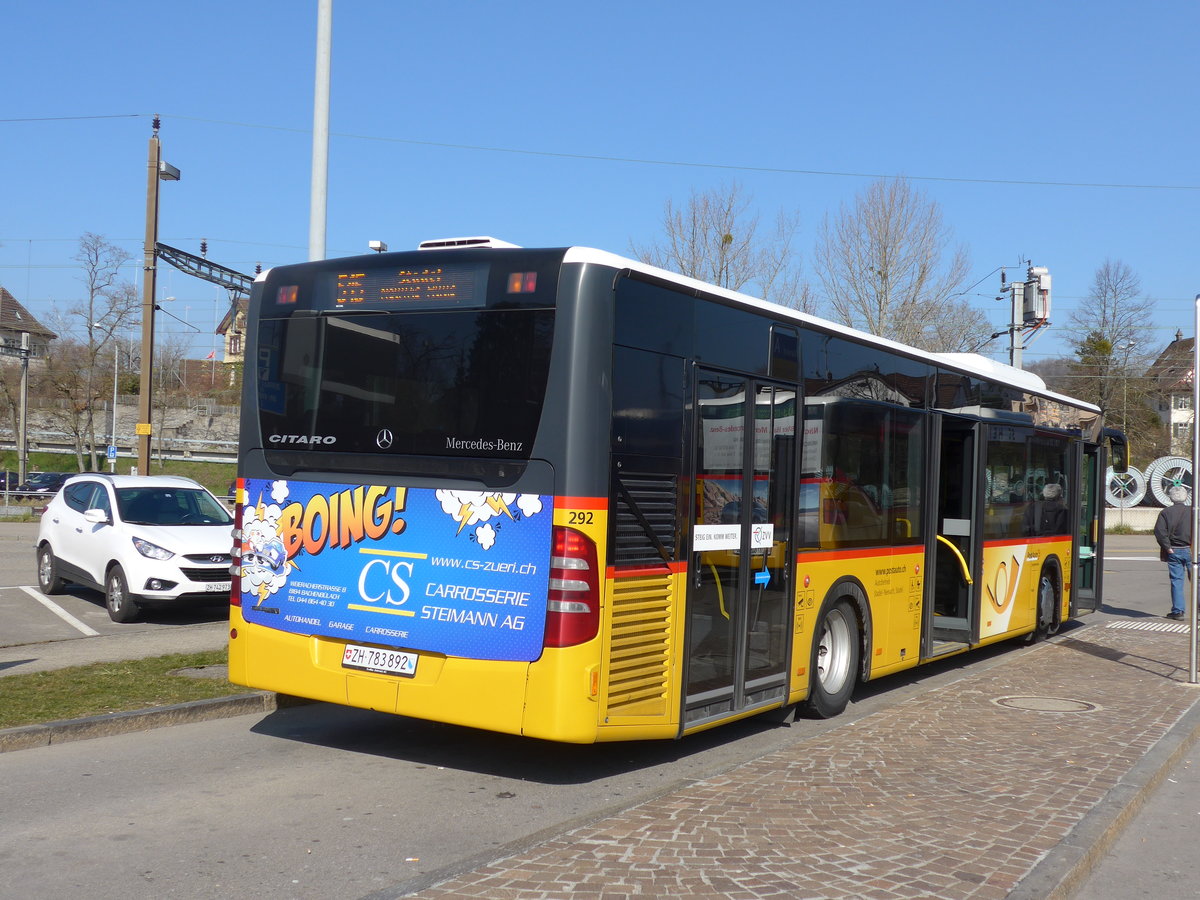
[{"left": 802, "top": 599, "right": 860, "bottom": 719}]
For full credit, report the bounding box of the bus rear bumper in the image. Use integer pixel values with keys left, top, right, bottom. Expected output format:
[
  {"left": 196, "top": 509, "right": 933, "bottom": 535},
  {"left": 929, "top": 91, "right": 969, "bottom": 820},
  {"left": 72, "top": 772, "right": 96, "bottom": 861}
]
[{"left": 228, "top": 609, "right": 531, "bottom": 736}]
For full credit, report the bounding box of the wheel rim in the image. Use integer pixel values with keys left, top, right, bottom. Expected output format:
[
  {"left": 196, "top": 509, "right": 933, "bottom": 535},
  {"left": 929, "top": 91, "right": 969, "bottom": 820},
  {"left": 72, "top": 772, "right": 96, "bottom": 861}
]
[
  {"left": 1040, "top": 575, "right": 1059, "bottom": 634},
  {"left": 1110, "top": 474, "right": 1137, "bottom": 499},
  {"left": 816, "top": 606, "right": 853, "bottom": 693},
  {"left": 38, "top": 550, "right": 51, "bottom": 587},
  {"left": 108, "top": 574, "right": 124, "bottom": 612},
  {"left": 1105, "top": 466, "right": 1146, "bottom": 508}
]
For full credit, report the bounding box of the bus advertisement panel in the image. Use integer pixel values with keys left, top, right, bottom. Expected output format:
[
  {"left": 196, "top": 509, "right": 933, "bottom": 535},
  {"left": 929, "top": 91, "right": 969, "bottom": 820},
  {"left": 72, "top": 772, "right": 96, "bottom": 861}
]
[{"left": 238, "top": 478, "right": 553, "bottom": 662}]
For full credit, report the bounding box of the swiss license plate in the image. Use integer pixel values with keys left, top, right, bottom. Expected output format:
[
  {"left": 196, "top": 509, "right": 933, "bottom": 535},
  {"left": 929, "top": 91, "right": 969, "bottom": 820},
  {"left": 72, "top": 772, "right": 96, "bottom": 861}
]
[
  {"left": 342, "top": 643, "right": 418, "bottom": 677},
  {"left": 205, "top": 582, "right": 232, "bottom": 593}
]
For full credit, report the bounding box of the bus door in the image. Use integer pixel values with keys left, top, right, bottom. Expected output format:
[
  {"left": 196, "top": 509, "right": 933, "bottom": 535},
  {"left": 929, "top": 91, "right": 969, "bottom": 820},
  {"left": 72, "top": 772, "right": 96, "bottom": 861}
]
[
  {"left": 684, "top": 371, "right": 795, "bottom": 726},
  {"left": 1072, "top": 441, "right": 1105, "bottom": 615},
  {"left": 925, "top": 415, "right": 981, "bottom": 654}
]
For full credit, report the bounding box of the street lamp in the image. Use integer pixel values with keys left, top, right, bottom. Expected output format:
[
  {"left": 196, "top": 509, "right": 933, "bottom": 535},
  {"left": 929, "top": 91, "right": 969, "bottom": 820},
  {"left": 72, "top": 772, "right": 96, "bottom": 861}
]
[
  {"left": 1118, "top": 340, "right": 1137, "bottom": 435},
  {"left": 136, "top": 116, "right": 180, "bottom": 476}
]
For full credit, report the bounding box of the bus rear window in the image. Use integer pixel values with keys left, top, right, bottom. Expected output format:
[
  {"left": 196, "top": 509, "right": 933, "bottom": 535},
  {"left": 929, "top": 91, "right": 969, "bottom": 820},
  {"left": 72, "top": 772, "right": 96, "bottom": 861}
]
[{"left": 256, "top": 307, "right": 554, "bottom": 458}]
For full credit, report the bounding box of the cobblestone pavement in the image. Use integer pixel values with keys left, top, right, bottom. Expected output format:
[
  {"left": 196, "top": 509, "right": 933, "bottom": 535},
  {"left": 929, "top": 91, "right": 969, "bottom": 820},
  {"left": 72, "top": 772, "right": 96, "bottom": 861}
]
[{"left": 400, "top": 623, "right": 1200, "bottom": 900}]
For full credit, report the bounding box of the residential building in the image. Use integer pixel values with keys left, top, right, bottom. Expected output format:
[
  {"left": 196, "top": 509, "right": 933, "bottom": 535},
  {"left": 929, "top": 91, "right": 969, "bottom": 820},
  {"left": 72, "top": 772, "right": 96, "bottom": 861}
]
[
  {"left": 0, "top": 285, "right": 57, "bottom": 359},
  {"left": 1147, "top": 329, "right": 1194, "bottom": 455}
]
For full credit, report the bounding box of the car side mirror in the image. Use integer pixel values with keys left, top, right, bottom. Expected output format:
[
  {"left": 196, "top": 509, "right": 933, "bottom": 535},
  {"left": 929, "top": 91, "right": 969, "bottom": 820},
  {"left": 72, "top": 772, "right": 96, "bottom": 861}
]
[{"left": 84, "top": 508, "right": 111, "bottom": 525}]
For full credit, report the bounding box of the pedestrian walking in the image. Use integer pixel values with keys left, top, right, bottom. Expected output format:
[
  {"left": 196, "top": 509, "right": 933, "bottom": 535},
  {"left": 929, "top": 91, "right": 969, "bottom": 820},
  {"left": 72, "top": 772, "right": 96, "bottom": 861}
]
[{"left": 1153, "top": 485, "right": 1193, "bottom": 620}]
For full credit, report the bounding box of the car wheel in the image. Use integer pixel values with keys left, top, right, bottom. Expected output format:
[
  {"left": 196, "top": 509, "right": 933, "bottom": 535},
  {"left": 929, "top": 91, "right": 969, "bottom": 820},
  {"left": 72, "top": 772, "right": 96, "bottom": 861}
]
[
  {"left": 37, "top": 544, "right": 65, "bottom": 595},
  {"left": 105, "top": 565, "right": 140, "bottom": 623}
]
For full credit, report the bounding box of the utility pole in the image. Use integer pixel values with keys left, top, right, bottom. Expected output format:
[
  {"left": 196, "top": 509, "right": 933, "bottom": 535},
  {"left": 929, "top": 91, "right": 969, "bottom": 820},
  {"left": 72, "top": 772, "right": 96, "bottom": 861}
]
[
  {"left": 1190, "top": 293, "right": 1199, "bottom": 684},
  {"left": 136, "top": 116, "right": 179, "bottom": 475},
  {"left": 17, "top": 332, "right": 28, "bottom": 486},
  {"left": 110, "top": 346, "right": 119, "bottom": 473}
]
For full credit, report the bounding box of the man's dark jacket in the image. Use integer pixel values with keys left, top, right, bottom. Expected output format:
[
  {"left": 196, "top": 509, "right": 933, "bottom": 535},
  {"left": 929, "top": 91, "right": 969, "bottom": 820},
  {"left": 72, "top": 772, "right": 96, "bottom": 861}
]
[{"left": 1155, "top": 500, "right": 1192, "bottom": 555}]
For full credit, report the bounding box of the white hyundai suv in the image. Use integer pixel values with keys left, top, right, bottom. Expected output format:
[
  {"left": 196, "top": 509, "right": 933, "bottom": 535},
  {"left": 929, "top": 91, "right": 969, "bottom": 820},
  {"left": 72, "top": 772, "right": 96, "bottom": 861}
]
[{"left": 36, "top": 474, "right": 234, "bottom": 622}]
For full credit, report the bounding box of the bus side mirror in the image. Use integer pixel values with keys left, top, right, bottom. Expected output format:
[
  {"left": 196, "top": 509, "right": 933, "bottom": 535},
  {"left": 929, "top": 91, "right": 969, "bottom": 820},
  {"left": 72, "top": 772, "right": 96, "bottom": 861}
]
[{"left": 1104, "top": 428, "right": 1128, "bottom": 474}]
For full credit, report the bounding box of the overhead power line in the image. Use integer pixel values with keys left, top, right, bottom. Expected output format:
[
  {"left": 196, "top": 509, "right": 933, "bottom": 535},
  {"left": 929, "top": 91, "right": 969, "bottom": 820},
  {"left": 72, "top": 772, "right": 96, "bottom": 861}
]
[
  {"left": 0, "top": 114, "right": 142, "bottom": 123},
  {"left": 4, "top": 112, "right": 1199, "bottom": 192}
]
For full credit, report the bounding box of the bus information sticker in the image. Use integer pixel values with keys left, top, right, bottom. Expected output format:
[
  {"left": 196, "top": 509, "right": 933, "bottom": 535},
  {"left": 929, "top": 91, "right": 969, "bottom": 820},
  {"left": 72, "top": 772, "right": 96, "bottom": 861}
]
[{"left": 238, "top": 479, "right": 553, "bottom": 662}]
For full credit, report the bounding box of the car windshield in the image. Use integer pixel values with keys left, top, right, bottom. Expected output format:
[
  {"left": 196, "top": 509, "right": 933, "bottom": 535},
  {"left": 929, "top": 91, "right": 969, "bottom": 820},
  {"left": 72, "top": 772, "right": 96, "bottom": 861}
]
[
  {"left": 115, "top": 487, "right": 233, "bottom": 526},
  {"left": 27, "top": 473, "right": 63, "bottom": 485}
]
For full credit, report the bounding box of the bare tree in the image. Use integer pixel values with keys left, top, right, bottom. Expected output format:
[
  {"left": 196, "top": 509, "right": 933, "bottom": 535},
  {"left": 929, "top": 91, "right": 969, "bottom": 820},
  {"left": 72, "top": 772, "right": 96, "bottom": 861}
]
[
  {"left": 0, "top": 362, "right": 24, "bottom": 472},
  {"left": 1066, "top": 259, "right": 1157, "bottom": 433},
  {"left": 812, "top": 178, "right": 988, "bottom": 352},
  {"left": 38, "top": 338, "right": 95, "bottom": 470},
  {"left": 633, "top": 182, "right": 815, "bottom": 312},
  {"left": 48, "top": 235, "right": 141, "bottom": 469},
  {"left": 155, "top": 331, "right": 192, "bottom": 393}
]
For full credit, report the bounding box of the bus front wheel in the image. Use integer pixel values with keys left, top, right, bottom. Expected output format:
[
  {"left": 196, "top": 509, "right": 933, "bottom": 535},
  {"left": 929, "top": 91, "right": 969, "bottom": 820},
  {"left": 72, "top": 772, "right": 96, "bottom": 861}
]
[
  {"left": 802, "top": 599, "right": 860, "bottom": 719},
  {"left": 1026, "top": 567, "right": 1061, "bottom": 643}
]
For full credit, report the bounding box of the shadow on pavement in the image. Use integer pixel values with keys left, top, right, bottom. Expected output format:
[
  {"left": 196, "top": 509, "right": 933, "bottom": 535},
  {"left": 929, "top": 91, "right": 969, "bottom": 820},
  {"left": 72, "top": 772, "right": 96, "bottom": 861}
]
[
  {"left": 246, "top": 631, "right": 1050, "bottom": 785},
  {"left": 60, "top": 584, "right": 230, "bottom": 626}
]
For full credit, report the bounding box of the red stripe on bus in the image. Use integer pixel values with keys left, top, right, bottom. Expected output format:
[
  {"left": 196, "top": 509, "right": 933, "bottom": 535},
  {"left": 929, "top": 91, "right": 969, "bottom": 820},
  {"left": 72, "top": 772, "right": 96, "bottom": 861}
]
[
  {"left": 795, "top": 546, "right": 922, "bottom": 564},
  {"left": 983, "top": 535, "right": 1071, "bottom": 548},
  {"left": 607, "top": 561, "right": 688, "bottom": 578},
  {"left": 696, "top": 474, "right": 774, "bottom": 482},
  {"left": 557, "top": 496, "right": 607, "bottom": 509}
]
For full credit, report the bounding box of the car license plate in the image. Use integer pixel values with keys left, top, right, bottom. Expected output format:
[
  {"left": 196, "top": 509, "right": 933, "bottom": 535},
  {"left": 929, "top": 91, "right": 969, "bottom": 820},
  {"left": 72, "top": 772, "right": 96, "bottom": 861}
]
[
  {"left": 342, "top": 643, "right": 418, "bottom": 677},
  {"left": 205, "top": 582, "right": 232, "bottom": 593}
]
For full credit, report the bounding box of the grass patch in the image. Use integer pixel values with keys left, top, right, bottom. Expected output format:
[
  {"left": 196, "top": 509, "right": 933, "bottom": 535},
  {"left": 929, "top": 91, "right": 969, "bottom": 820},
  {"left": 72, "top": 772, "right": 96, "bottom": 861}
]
[
  {"left": 1106, "top": 522, "right": 1149, "bottom": 535},
  {"left": 0, "top": 451, "right": 235, "bottom": 501},
  {"left": 0, "top": 649, "right": 247, "bottom": 730}
]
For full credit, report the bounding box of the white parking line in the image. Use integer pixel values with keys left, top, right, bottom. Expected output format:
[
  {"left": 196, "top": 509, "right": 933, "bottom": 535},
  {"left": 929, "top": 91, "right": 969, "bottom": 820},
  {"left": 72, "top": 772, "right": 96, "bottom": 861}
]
[{"left": 19, "top": 585, "right": 101, "bottom": 636}]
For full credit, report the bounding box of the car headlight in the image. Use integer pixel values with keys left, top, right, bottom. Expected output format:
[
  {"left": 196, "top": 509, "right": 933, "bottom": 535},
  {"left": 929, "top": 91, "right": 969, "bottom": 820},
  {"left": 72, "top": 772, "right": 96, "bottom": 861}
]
[{"left": 132, "top": 537, "right": 175, "bottom": 561}]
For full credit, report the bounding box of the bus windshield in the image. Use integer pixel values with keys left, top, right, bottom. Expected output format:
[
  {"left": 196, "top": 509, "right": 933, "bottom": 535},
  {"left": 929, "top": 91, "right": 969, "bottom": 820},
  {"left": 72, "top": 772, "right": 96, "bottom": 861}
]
[{"left": 255, "top": 260, "right": 556, "bottom": 459}]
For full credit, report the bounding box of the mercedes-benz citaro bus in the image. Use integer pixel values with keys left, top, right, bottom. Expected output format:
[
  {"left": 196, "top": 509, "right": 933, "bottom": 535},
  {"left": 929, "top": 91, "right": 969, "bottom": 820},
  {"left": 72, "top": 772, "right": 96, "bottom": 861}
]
[{"left": 227, "top": 236, "right": 1125, "bottom": 743}]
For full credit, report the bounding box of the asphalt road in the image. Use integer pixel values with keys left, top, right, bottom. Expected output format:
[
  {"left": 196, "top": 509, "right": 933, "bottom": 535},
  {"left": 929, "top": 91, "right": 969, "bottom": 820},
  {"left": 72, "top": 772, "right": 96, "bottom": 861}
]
[{"left": 0, "top": 526, "right": 1193, "bottom": 899}]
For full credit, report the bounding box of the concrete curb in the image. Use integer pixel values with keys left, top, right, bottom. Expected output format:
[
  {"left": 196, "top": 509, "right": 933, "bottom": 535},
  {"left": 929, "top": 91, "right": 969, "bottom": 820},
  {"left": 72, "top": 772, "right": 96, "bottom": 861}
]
[
  {"left": 0, "top": 691, "right": 284, "bottom": 754},
  {"left": 1009, "top": 685, "right": 1200, "bottom": 900}
]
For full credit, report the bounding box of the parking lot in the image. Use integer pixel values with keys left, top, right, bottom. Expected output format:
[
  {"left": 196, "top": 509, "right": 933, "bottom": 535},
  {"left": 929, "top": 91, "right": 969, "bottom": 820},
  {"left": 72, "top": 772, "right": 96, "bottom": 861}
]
[{"left": 0, "top": 521, "right": 228, "bottom": 652}]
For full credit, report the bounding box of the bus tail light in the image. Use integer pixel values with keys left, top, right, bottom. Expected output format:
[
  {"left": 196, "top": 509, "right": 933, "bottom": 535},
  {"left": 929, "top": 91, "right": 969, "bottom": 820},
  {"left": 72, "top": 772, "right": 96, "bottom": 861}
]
[
  {"left": 229, "top": 478, "right": 244, "bottom": 607},
  {"left": 506, "top": 271, "right": 538, "bottom": 294},
  {"left": 544, "top": 526, "right": 599, "bottom": 648}
]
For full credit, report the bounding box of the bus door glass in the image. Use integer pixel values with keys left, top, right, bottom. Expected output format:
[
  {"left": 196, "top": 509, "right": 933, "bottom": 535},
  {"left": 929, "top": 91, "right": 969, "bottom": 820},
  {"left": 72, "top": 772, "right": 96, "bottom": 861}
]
[
  {"left": 686, "top": 371, "right": 794, "bottom": 723},
  {"left": 928, "top": 415, "right": 980, "bottom": 650},
  {"left": 1073, "top": 441, "right": 1104, "bottom": 614}
]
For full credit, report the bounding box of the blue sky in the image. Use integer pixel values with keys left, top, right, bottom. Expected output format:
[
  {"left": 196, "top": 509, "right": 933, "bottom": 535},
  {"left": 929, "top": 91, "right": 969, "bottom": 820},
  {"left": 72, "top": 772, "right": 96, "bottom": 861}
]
[{"left": 2, "top": 0, "right": 1197, "bottom": 365}]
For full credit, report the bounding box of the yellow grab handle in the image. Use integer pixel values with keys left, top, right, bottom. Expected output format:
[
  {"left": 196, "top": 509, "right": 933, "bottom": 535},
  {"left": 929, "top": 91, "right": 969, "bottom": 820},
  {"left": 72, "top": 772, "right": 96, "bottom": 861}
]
[
  {"left": 707, "top": 563, "right": 730, "bottom": 619},
  {"left": 936, "top": 534, "right": 974, "bottom": 585}
]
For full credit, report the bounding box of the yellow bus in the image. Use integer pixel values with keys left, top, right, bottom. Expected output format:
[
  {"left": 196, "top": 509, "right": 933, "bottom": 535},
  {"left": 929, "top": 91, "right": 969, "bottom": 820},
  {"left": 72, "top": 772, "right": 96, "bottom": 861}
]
[{"left": 227, "top": 238, "right": 1124, "bottom": 742}]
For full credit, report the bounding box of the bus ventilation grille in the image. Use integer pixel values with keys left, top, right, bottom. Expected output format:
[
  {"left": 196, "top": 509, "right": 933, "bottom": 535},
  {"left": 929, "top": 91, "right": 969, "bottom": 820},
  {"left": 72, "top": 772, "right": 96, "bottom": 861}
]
[
  {"left": 606, "top": 570, "right": 673, "bottom": 718},
  {"left": 417, "top": 236, "right": 522, "bottom": 250},
  {"left": 612, "top": 472, "right": 678, "bottom": 566}
]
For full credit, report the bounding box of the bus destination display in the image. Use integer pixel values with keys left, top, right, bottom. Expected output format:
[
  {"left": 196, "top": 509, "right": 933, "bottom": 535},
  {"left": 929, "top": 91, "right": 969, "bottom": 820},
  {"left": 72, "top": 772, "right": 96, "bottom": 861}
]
[{"left": 331, "top": 264, "right": 485, "bottom": 309}]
